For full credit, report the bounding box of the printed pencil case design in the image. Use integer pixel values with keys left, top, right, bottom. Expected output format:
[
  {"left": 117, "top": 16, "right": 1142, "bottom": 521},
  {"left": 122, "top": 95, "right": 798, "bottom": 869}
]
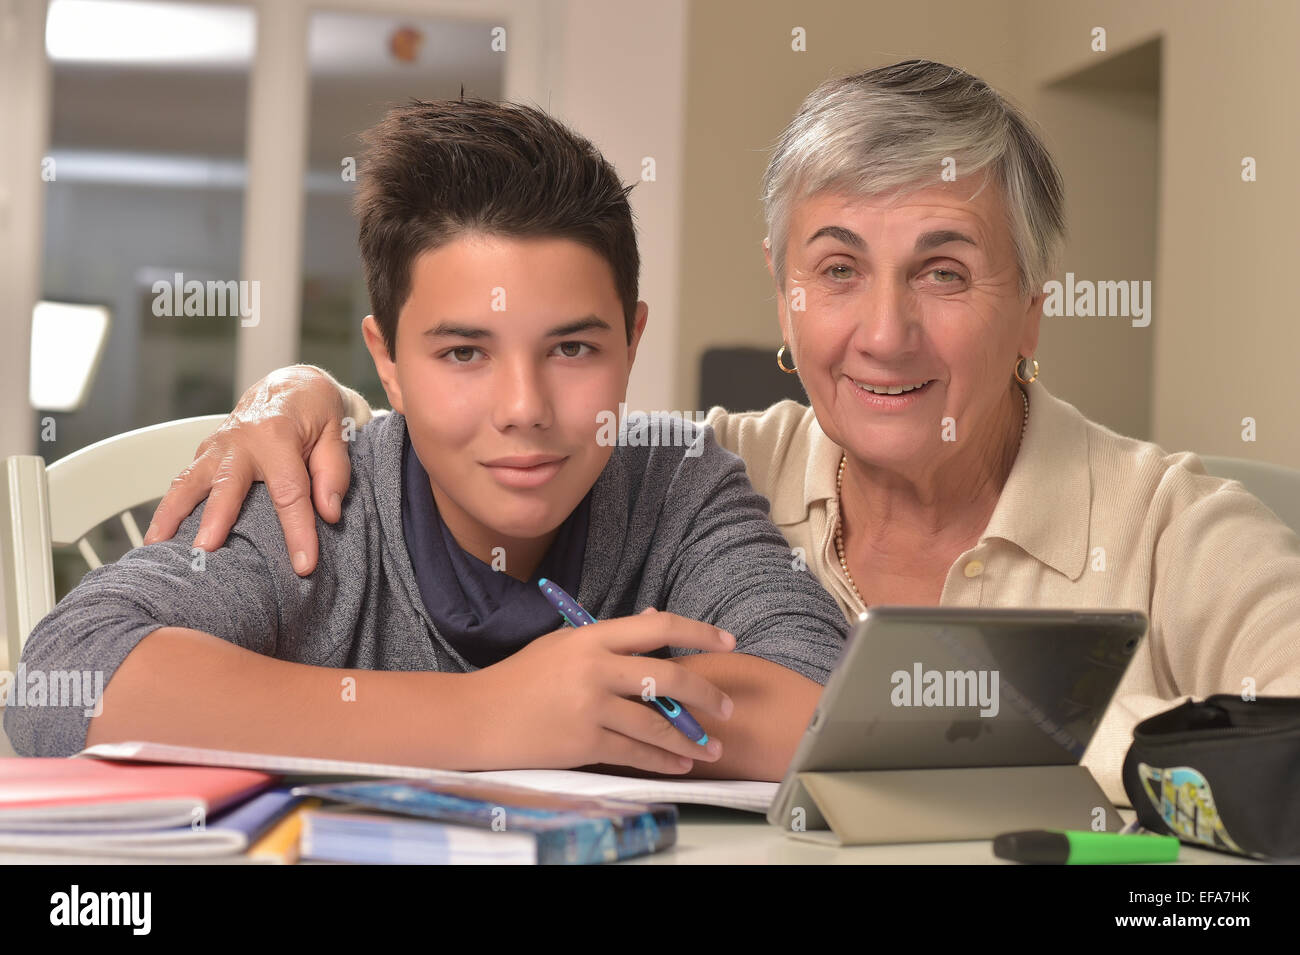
[{"left": 1121, "top": 694, "right": 1300, "bottom": 860}]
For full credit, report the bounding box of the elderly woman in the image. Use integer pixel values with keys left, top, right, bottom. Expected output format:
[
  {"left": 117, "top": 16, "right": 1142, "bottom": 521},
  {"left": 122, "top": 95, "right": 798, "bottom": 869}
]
[{"left": 145, "top": 59, "right": 1300, "bottom": 805}]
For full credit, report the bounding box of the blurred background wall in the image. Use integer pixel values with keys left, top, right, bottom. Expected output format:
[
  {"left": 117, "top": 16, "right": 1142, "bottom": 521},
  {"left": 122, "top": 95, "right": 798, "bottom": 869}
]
[{"left": 0, "top": 0, "right": 1296, "bottom": 663}]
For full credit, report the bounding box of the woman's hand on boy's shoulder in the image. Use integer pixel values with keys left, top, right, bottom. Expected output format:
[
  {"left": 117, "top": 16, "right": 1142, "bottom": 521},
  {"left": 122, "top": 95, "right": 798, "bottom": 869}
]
[
  {"left": 144, "top": 365, "right": 355, "bottom": 577},
  {"left": 471, "top": 609, "right": 737, "bottom": 775}
]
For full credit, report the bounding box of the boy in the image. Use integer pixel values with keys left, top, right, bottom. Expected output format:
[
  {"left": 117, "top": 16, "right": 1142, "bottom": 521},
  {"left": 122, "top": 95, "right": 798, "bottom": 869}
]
[{"left": 5, "top": 100, "right": 847, "bottom": 779}]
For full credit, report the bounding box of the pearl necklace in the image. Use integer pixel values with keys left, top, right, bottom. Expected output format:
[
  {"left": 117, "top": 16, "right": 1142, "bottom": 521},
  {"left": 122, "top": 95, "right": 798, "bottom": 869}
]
[{"left": 833, "top": 387, "right": 1029, "bottom": 607}]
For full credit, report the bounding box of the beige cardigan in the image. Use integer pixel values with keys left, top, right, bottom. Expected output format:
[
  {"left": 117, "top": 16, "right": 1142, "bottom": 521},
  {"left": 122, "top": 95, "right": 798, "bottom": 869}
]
[{"left": 334, "top": 373, "right": 1300, "bottom": 806}]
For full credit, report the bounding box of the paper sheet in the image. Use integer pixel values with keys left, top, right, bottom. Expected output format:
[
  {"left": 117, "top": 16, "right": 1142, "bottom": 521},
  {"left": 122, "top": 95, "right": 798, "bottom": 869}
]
[{"left": 77, "top": 742, "right": 776, "bottom": 813}]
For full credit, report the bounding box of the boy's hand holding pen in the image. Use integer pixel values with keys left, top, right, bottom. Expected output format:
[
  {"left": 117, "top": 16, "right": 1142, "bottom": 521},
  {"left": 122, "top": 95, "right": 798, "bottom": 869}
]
[
  {"left": 465, "top": 580, "right": 734, "bottom": 776},
  {"left": 540, "top": 579, "right": 715, "bottom": 745}
]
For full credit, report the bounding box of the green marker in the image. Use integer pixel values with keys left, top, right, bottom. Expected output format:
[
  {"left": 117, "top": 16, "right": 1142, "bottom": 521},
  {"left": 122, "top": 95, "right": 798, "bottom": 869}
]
[{"left": 993, "top": 829, "right": 1180, "bottom": 864}]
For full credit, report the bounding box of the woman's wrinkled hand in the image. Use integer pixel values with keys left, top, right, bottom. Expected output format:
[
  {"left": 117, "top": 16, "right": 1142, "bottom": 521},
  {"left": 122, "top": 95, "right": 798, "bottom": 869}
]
[{"left": 143, "top": 365, "right": 356, "bottom": 576}]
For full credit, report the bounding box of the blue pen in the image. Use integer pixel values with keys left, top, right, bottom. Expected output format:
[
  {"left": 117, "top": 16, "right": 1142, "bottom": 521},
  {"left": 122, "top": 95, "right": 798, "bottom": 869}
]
[{"left": 537, "top": 578, "right": 709, "bottom": 745}]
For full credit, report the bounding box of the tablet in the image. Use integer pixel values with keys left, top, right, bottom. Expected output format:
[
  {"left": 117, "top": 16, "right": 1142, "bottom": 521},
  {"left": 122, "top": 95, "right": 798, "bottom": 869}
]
[{"left": 767, "top": 606, "right": 1147, "bottom": 828}]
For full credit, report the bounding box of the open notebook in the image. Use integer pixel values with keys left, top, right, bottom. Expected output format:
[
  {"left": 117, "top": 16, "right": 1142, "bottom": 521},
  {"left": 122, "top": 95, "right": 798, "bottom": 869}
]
[{"left": 76, "top": 742, "right": 777, "bottom": 814}]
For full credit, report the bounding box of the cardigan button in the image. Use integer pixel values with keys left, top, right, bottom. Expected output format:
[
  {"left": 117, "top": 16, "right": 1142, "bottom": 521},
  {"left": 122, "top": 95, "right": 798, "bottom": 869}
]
[{"left": 963, "top": 559, "right": 985, "bottom": 578}]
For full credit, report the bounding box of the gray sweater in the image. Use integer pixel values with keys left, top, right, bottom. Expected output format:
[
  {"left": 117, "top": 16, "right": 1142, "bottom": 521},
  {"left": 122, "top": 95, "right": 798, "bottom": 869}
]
[{"left": 5, "top": 411, "right": 849, "bottom": 757}]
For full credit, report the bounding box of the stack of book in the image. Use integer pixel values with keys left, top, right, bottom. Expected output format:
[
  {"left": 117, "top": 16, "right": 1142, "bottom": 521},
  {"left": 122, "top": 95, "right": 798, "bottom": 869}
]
[
  {"left": 0, "top": 742, "right": 777, "bottom": 864},
  {"left": 0, "top": 758, "right": 294, "bottom": 863}
]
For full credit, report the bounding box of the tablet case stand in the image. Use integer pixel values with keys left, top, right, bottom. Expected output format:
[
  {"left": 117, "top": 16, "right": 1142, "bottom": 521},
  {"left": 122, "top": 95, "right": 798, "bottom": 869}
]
[{"left": 779, "top": 765, "right": 1121, "bottom": 845}]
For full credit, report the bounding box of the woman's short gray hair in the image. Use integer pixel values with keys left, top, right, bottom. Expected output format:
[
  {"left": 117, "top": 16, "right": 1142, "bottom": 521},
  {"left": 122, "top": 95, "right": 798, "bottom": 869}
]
[{"left": 762, "top": 59, "right": 1065, "bottom": 301}]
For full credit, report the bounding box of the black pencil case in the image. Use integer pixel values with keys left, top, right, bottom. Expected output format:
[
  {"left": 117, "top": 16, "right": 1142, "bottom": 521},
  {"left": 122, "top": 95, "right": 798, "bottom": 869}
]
[{"left": 1121, "top": 694, "right": 1300, "bottom": 860}]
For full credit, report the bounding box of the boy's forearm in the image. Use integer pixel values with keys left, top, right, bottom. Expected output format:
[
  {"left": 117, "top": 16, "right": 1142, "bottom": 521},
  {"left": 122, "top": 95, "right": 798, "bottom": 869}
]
[
  {"left": 78, "top": 628, "right": 821, "bottom": 778},
  {"left": 84, "top": 626, "right": 493, "bottom": 768},
  {"left": 671, "top": 652, "right": 821, "bottom": 781}
]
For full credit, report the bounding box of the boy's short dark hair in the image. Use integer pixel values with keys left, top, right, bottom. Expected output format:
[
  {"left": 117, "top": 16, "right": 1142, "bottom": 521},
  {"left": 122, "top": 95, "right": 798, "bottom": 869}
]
[{"left": 355, "top": 98, "right": 640, "bottom": 358}]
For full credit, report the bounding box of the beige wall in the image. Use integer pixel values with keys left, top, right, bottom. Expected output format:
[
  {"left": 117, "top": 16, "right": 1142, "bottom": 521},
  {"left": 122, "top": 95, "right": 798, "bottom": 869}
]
[
  {"left": 676, "top": 0, "right": 1300, "bottom": 466},
  {"left": 1025, "top": 50, "right": 1159, "bottom": 440},
  {"left": 542, "top": 0, "right": 688, "bottom": 415},
  {"left": 1019, "top": 0, "right": 1300, "bottom": 465}
]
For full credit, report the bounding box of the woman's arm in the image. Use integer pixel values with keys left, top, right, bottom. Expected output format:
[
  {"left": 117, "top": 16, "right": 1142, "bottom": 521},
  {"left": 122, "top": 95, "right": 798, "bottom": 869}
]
[
  {"left": 144, "top": 365, "right": 822, "bottom": 575},
  {"left": 1084, "top": 477, "right": 1300, "bottom": 804},
  {"left": 144, "top": 364, "right": 385, "bottom": 574},
  {"left": 1148, "top": 480, "right": 1300, "bottom": 699}
]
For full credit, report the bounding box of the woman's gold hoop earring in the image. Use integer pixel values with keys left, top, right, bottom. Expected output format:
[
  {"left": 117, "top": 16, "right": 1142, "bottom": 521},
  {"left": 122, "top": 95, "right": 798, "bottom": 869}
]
[
  {"left": 1014, "top": 356, "right": 1040, "bottom": 384},
  {"left": 776, "top": 344, "right": 797, "bottom": 374}
]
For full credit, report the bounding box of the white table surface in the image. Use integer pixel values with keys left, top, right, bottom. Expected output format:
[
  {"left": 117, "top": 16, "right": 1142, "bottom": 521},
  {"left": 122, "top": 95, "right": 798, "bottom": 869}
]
[
  {"left": 623, "top": 805, "right": 1262, "bottom": 864},
  {"left": 0, "top": 805, "right": 1266, "bottom": 866},
  {"left": 0, "top": 720, "right": 1263, "bottom": 865}
]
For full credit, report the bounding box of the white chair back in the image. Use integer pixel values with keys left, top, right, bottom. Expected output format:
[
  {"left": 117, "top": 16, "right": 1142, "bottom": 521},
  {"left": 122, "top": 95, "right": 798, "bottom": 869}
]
[{"left": 1, "top": 415, "right": 227, "bottom": 667}]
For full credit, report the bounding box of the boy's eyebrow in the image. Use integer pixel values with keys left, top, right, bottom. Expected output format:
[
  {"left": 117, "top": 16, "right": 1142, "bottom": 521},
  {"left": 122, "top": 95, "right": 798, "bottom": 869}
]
[
  {"left": 547, "top": 315, "right": 614, "bottom": 337},
  {"left": 423, "top": 315, "right": 614, "bottom": 339}
]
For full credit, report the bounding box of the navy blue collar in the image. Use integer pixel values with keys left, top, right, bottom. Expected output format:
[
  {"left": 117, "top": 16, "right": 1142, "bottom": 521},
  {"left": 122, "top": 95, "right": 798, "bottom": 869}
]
[{"left": 399, "top": 431, "right": 592, "bottom": 668}]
